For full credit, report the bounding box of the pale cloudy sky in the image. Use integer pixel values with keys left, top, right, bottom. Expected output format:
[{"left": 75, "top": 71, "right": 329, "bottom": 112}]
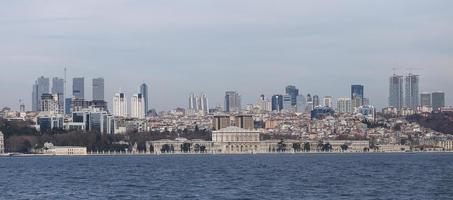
[{"left": 0, "top": 0, "right": 452, "bottom": 111}]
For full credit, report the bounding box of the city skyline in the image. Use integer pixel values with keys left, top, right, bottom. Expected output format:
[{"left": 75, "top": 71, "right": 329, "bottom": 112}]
[{"left": 0, "top": 1, "right": 452, "bottom": 111}]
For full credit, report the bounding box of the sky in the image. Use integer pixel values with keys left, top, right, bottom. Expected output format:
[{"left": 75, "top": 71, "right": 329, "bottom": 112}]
[{"left": 0, "top": 0, "right": 452, "bottom": 111}]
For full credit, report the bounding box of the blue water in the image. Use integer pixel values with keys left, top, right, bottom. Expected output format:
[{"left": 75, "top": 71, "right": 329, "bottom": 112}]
[{"left": 1, "top": 153, "right": 453, "bottom": 200}]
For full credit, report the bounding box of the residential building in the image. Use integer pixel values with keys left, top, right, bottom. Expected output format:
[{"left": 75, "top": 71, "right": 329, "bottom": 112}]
[
  {"left": 389, "top": 74, "right": 404, "bottom": 110},
  {"left": 92, "top": 78, "right": 104, "bottom": 101},
  {"left": 73, "top": 77, "right": 85, "bottom": 99},
  {"left": 312, "top": 95, "right": 320, "bottom": 107},
  {"left": 32, "top": 76, "right": 50, "bottom": 112},
  {"left": 405, "top": 74, "right": 419, "bottom": 109},
  {"left": 420, "top": 93, "right": 432, "bottom": 107},
  {"left": 285, "top": 85, "right": 299, "bottom": 106},
  {"left": 432, "top": 92, "right": 445, "bottom": 111},
  {"left": 351, "top": 85, "right": 364, "bottom": 108},
  {"left": 113, "top": 93, "right": 127, "bottom": 117},
  {"left": 131, "top": 93, "right": 145, "bottom": 119},
  {"left": 271, "top": 95, "right": 283, "bottom": 112},
  {"left": 224, "top": 91, "right": 241, "bottom": 113},
  {"left": 140, "top": 83, "right": 149, "bottom": 114},
  {"left": 337, "top": 97, "right": 351, "bottom": 113},
  {"left": 323, "top": 96, "right": 333, "bottom": 108}
]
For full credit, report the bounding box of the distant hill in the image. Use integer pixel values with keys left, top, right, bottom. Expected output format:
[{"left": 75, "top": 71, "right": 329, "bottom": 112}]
[{"left": 407, "top": 112, "right": 453, "bottom": 135}]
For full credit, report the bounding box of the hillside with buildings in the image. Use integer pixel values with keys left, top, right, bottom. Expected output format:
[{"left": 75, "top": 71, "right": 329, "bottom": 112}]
[{"left": 407, "top": 112, "right": 453, "bottom": 135}]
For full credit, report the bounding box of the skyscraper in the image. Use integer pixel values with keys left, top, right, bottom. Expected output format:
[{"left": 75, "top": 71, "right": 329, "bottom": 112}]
[
  {"left": 420, "top": 93, "right": 432, "bottom": 107},
  {"left": 32, "top": 76, "right": 50, "bottom": 112},
  {"left": 200, "top": 93, "right": 209, "bottom": 114},
  {"left": 351, "top": 85, "right": 364, "bottom": 108},
  {"left": 432, "top": 92, "right": 445, "bottom": 111},
  {"left": 285, "top": 85, "right": 299, "bottom": 106},
  {"left": 92, "top": 78, "right": 104, "bottom": 101},
  {"left": 131, "top": 93, "right": 145, "bottom": 119},
  {"left": 271, "top": 95, "right": 283, "bottom": 112},
  {"left": 323, "top": 96, "right": 333, "bottom": 108},
  {"left": 224, "top": 91, "right": 241, "bottom": 113},
  {"left": 188, "top": 93, "right": 209, "bottom": 115},
  {"left": 73, "top": 77, "right": 85, "bottom": 99},
  {"left": 51, "top": 77, "right": 64, "bottom": 113},
  {"left": 337, "top": 97, "right": 352, "bottom": 113},
  {"left": 140, "top": 83, "right": 149, "bottom": 113},
  {"left": 296, "top": 95, "right": 306, "bottom": 113},
  {"left": 389, "top": 74, "right": 404, "bottom": 110},
  {"left": 282, "top": 95, "right": 293, "bottom": 112},
  {"left": 52, "top": 77, "right": 64, "bottom": 95},
  {"left": 312, "top": 95, "right": 320, "bottom": 107},
  {"left": 405, "top": 74, "right": 419, "bottom": 109},
  {"left": 113, "top": 93, "right": 127, "bottom": 117}
]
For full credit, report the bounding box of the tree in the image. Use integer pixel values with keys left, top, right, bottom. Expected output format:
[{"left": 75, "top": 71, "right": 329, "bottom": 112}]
[
  {"left": 322, "top": 143, "right": 332, "bottom": 152},
  {"left": 340, "top": 144, "right": 349, "bottom": 152},
  {"left": 292, "top": 143, "right": 301, "bottom": 152},
  {"left": 317, "top": 141, "right": 324, "bottom": 151},
  {"left": 161, "top": 144, "right": 171, "bottom": 153},
  {"left": 180, "top": 143, "right": 191, "bottom": 153},
  {"left": 194, "top": 144, "right": 200, "bottom": 153},
  {"left": 200, "top": 145, "right": 206, "bottom": 153},
  {"left": 303, "top": 142, "right": 311, "bottom": 152},
  {"left": 277, "top": 139, "right": 287, "bottom": 152}
]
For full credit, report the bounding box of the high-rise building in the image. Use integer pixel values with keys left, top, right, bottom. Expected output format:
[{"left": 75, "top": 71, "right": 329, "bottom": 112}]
[
  {"left": 432, "top": 92, "right": 445, "bottom": 111},
  {"left": 296, "top": 95, "right": 306, "bottom": 113},
  {"left": 52, "top": 77, "right": 65, "bottom": 112},
  {"left": 389, "top": 74, "right": 404, "bottom": 110},
  {"left": 224, "top": 91, "right": 241, "bottom": 113},
  {"left": 188, "top": 93, "right": 209, "bottom": 115},
  {"left": 405, "top": 74, "right": 419, "bottom": 109},
  {"left": 131, "top": 93, "right": 145, "bottom": 119},
  {"left": 200, "top": 93, "right": 209, "bottom": 114},
  {"left": 420, "top": 93, "right": 432, "bottom": 107},
  {"left": 323, "top": 96, "right": 333, "bottom": 108},
  {"left": 256, "top": 95, "right": 272, "bottom": 112},
  {"left": 235, "top": 115, "right": 254, "bottom": 130},
  {"left": 337, "top": 97, "right": 352, "bottom": 113},
  {"left": 32, "top": 76, "right": 50, "bottom": 112},
  {"left": 285, "top": 85, "right": 299, "bottom": 106},
  {"left": 140, "top": 83, "right": 149, "bottom": 113},
  {"left": 213, "top": 115, "right": 231, "bottom": 130},
  {"left": 113, "top": 93, "right": 127, "bottom": 117},
  {"left": 271, "top": 95, "right": 283, "bottom": 112},
  {"left": 92, "top": 78, "right": 104, "bottom": 101},
  {"left": 351, "top": 85, "right": 364, "bottom": 108},
  {"left": 52, "top": 77, "right": 64, "bottom": 95},
  {"left": 73, "top": 77, "right": 85, "bottom": 99},
  {"left": 41, "top": 93, "right": 62, "bottom": 114},
  {"left": 312, "top": 95, "right": 320, "bottom": 107},
  {"left": 282, "top": 95, "right": 293, "bottom": 112}
]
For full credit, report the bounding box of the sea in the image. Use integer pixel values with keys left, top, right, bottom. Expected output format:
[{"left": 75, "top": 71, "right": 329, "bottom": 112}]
[{"left": 0, "top": 153, "right": 452, "bottom": 200}]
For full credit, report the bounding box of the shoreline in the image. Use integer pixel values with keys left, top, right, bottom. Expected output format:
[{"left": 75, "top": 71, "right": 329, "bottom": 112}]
[{"left": 2, "top": 151, "right": 453, "bottom": 157}]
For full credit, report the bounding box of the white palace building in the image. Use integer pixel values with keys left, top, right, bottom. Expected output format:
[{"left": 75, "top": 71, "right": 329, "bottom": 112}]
[{"left": 146, "top": 126, "right": 371, "bottom": 154}]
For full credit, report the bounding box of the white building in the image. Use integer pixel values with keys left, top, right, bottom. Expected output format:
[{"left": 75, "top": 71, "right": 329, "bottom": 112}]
[
  {"left": 42, "top": 142, "right": 87, "bottom": 156},
  {"left": 131, "top": 93, "right": 145, "bottom": 119},
  {"left": 41, "top": 93, "right": 63, "bottom": 114},
  {"left": 337, "top": 97, "right": 352, "bottom": 113},
  {"left": 323, "top": 96, "right": 333, "bottom": 108},
  {"left": 188, "top": 93, "right": 209, "bottom": 115},
  {"left": 212, "top": 126, "right": 261, "bottom": 153},
  {"left": 0, "top": 131, "right": 4, "bottom": 154},
  {"left": 113, "top": 93, "right": 127, "bottom": 117}
]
